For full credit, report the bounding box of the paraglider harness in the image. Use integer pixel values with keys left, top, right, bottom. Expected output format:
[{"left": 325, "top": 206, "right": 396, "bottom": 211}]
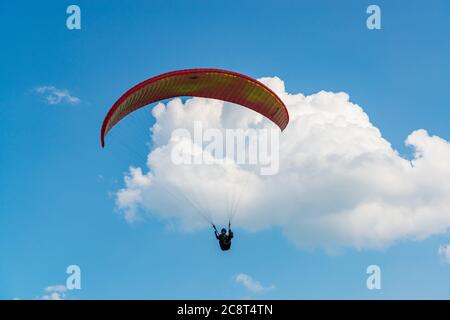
[{"left": 213, "top": 222, "right": 234, "bottom": 251}]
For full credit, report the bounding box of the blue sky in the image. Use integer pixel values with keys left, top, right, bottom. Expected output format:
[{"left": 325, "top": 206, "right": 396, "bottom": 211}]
[{"left": 1, "top": 0, "right": 450, "bottom": 299}]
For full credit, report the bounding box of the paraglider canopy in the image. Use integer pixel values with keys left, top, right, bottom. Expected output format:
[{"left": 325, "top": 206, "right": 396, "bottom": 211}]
[{"left": 101, "top": 68, "right": 289, "bottom": 147}]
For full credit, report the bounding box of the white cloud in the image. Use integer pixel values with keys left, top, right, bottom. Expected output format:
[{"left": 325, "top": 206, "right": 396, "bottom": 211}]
[
  {"left": 39, "top": 285, "right": 67, "bottom": 300},
  {"left": 235, "top": 273, "right": 274, "bottom": 293},
  {"left": 34, "top": 86, "right": 80, "bottom": 105},
  {"left": 40, "top": 292, "right": 64, "bottom": 300},
  {"left": 438, "top": 244, "right": 450, "bottom": 263},
  {"left": 114, "top": 76, "right": 450, "bottom": 250},
  {"left": 44, "top": 285, "right": 67, "bottom": 293}
]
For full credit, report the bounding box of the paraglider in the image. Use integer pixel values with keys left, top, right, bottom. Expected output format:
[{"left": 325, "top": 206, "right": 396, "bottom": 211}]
[
  {"left": 101, "top": 68, "right": 289, "bottom": 147},
  {"left": 101, "top": 68, "right": 289, "bottom": 251},
  {"left": 213, "top": 223, "right": 234, "bottom": 251}
]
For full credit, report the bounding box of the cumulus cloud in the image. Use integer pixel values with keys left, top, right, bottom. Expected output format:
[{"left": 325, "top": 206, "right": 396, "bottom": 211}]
[
  {"left": 438, "top": 244, "right": 450, "bottom": 263},
  {"left": 115, "top": 76, "right": 450, "bottom": 250},
  {"left": 39, "top": 285, "right": 67, "bottom": 300},
  {"left": 235, "top": 273, "right": 274, "bottom": 293},
  {"left": 34, "top": 86, "right": 80, "bottom": 105}
]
